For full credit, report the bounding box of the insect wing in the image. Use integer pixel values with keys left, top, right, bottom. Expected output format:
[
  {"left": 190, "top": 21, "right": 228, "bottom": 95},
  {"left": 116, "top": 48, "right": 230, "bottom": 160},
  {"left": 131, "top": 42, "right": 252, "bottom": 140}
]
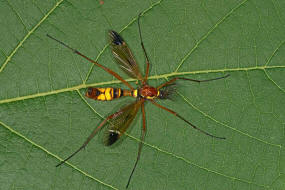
[
  {"left": 104, "top": 100, "right": 142, "bottom": 146},
  {"left": 109, "top": 30, "right": 144, "bottom": 81}
]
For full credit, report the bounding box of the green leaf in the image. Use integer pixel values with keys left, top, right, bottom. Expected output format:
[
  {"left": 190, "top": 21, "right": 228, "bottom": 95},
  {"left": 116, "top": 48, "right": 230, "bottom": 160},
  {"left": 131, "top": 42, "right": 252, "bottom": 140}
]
[{"left": 1, "top": 0, "right": 285, "bottom": 189}]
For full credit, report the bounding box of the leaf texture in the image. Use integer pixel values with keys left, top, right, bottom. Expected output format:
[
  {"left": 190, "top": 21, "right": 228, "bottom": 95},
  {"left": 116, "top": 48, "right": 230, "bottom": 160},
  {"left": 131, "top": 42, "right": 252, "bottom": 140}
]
[{"left": 0, "top": 0, "right": 285, "bottom": 190}]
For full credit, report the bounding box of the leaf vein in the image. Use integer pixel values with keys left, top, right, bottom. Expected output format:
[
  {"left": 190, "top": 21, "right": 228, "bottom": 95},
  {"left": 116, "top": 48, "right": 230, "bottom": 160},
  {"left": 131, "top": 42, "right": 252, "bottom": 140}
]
[
  {"left": 177, "top": 90, "right": 281, "bottom": 148},
  {"left": 83, "top": 0, "right": 164, "bottom": 83},
  {"left": 174, "top": 0, "right": 249, "bottom": 72},
  {"left": 76, "top": 90, "right": 269, "bottom": 189},
  {"left": 0, "top": 120, "right": 118, "bottom": 190},
  {"left": 0, "top": 0, "right": 65, "bottom": 73}
]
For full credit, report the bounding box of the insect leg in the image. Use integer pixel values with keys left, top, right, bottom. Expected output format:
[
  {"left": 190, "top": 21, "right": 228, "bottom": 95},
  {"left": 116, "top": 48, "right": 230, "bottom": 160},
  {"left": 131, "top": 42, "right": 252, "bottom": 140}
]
[
  {"left": 157, "top": 74, "right": 230, "bottom": 90},
  {"left": 137, "top": 13, "right": 150, "bottom": 83},
  {"left": 46, "top": 34, "right": 134, "bottom": 90},
  {"left": 126, "top": 101, "right": 146, "bottom": 188},
  {"left": 56, "top": 112, "right": 119, "bottom": 167},
  {"left": 150, "top": 100, "right": 226, "bottom": 139}
]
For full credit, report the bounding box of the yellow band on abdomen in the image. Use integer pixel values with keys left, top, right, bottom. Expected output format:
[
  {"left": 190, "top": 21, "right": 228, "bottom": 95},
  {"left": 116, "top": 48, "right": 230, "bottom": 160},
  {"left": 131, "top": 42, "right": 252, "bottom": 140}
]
[
  {"left": 133, "top": 90, "right": 138, "bottom": 97},
  {"left": 105, "top": 88, "right": 113, "bottom": 101}
]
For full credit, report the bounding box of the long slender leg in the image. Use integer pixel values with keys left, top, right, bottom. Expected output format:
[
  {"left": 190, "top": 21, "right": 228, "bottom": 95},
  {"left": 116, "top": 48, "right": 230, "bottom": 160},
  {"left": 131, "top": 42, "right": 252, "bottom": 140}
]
[
  {"left": 137, "top": 13, "right": 150, "bottom": 83},
  {"left": 47, "top": 34, "right": 134, "bottom": 90},
  {"left": 126, "top": 101, "right": 146, "bottom": 188},
  {"left": 150, "top": 100, "right": 225, "bottom": 139},
  {"left": 56, "top": 112, "right": 119, "bottom": 167},
  {"left": 157, "top": 74, "right": 230, "bottom": 90}
]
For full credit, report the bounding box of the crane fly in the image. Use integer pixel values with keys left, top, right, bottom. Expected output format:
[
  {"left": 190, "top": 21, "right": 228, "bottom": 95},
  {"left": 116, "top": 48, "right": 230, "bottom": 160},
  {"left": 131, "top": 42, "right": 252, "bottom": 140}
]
[{"left": 47, "top": 14, "right": 229, "bottom": 188}]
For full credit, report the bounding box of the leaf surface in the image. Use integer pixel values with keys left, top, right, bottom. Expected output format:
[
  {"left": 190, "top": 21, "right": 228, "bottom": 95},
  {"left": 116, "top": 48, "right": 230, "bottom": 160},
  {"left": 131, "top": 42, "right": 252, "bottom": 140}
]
[{"left": 0, "top": 0, "right": 285, "bottom": 189}]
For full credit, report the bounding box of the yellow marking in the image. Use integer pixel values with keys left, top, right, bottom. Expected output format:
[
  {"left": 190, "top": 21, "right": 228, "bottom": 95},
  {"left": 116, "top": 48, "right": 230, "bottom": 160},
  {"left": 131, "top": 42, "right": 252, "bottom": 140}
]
[
  {"left": 117, "top": 89, "right": 121, "bottom": 98},
  {"left": 97, "top": 94, "right": 106, "bottom": 101},
  {"left": 97, "top": 88, "right": 105, "bottom": 93},
  {"left": 145, "top": 91, "right": 160, "bottom": 100},
  {"left": 133, "top": 90, "right": 138, "bottom": 97},
  {"left": 146, "top": 96, "right": 155, "bottom": 100},
  {"left": 105, "top": 88, "right": 112, "bottom": 101}
]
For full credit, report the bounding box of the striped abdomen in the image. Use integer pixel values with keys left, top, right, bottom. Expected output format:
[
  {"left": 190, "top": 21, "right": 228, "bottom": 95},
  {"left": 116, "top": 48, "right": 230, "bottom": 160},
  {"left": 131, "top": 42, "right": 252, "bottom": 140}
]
[{"left": 86, "top": 87, "right": 138, "bottom": 101}]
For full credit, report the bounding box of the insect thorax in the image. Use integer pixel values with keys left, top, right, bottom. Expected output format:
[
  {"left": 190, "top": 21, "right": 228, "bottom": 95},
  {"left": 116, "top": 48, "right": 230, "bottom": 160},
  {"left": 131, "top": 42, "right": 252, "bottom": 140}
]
[{"left": 139, "top": 86, "right": 160, "bottom": 99}]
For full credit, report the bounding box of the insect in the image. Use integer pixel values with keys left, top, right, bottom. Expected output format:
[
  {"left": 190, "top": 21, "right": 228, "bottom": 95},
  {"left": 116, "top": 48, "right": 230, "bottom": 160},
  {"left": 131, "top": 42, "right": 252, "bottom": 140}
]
[{"left": 47, "top": 13, "right": 229, "bottom": 188}]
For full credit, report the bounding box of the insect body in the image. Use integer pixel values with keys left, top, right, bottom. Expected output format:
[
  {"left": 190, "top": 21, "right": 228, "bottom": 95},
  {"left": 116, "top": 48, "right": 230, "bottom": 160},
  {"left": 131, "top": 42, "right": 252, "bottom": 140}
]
[
  {"left": 47, "top": 14, "right": 229, "bottom": 188},
  {"left": 86, "top": 85, "right": 160, "bottom": 101},
  {"left": 86, "top": 87, "right": 130, "bottom": 101}
]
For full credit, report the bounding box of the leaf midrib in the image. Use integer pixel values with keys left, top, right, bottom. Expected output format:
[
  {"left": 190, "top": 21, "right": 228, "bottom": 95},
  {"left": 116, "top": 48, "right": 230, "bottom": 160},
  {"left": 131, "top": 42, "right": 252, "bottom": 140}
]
[{"left": 0, "top": 65, "right": 284, "bottom": 105}]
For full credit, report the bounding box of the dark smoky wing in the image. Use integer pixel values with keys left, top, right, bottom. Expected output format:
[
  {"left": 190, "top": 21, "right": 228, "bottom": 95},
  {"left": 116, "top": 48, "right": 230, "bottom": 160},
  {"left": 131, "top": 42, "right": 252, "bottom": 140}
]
[
  {"left": 103, "top": 100, "right": 142, "bottom": 146},
  {"left": 109, "top": 30, "right": 143, "bottom": 81}
]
